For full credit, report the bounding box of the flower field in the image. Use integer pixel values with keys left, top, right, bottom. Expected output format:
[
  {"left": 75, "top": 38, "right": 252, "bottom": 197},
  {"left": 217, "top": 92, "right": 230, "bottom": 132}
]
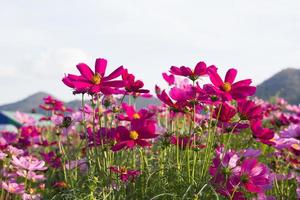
[{"left": 1, "top": 58, "right": 300, "bottom": 200}]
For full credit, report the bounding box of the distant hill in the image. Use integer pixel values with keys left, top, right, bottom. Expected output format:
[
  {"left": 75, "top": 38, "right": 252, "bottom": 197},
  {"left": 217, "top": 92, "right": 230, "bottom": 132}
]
[
  {"left": 0, "top": 92, "right": 161, "bottom": 114},
  {"left": 256, "top": 68, "right": 300, "bottom": 104},
  {"left": 0, "top": 92, "right": 51, "bottom": 113}
]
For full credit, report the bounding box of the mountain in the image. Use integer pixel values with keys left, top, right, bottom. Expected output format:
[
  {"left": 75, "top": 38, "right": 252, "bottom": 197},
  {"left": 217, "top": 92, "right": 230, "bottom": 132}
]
[
  {"left": 0, "top": 92, "right": 51, "bottom": 113},
  {"left": 0, "top": 92, "right": 161, "bottom": 114},
  {"left": 256, "top": 68, "right": 300, "bottom": 104}
]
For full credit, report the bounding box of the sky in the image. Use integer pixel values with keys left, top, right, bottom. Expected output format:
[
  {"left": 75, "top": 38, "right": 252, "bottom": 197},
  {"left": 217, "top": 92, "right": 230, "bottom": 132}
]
[{"left": 0, "top": 0, "right": 300, "bottom": 105}]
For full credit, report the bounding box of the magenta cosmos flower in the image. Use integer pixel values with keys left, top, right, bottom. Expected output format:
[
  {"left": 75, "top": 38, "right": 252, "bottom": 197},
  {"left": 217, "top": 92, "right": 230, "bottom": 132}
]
[
  {"left": 169, "top": 61, "right": 207, "bottom": 81},
  {"left": 251, "top": 120, "right": 275, "bottom": 145},
  {"left": 118, "top": 103, "right": 154, "bottom": 122},
  {"left": 237, "top": 158, "right": 271, "bottom": 193},
  {"left": 238, "top": 100, "right": 263, "bottom": 121},
  {"left": 109, "top": 166, "right": 141, "bottom": 182},
  {"left": 12, "top": 155, "right": 47, "bottom": 171},
  {"left": 111, "top": 120, "right": 158, "bottom": 151},
  {"left": 62, "top": 58, "right": 124, "bottom": 94},
  {"left": 122, "top": 69, "right": 149, "bottom": 96},
  {"left": 155, "top": 85, "right": 191, "bottom": 112},
  {"left": 207, "top": 67, "right": 256, "bottom": 101},
  {"left": 213, "top": 103, "right": 237, "bottom": 122}
]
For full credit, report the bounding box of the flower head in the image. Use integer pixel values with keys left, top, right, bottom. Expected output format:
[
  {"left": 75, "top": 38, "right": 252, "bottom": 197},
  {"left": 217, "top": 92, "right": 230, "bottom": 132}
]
[
  {"left": 169, "top": 61, "right": 207, "bottom": 81},
  {"left": 110, "top": 166, "right": 141, "bottom": 182},
  {"left": 207, "top": 67, "right": 256, "bottom": 101},
  {"left": 62, "top": 58, "right": 124, "bottom": 94},
  {"left": 12, "top": 155, "right": 47, "bottom": 171}
]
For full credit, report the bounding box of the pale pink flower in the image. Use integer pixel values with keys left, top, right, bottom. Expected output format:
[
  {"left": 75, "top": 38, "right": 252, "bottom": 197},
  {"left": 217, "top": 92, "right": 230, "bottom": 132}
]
[
  {"left": 12, "top": 156, "right": 47, "bottom": 171},
  {"left": 1, "top": 181, "right": 25, "bottom": 194}
]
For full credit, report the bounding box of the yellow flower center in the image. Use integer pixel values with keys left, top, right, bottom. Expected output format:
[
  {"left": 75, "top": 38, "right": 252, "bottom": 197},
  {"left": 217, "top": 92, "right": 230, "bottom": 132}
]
[
  {"left": 91, "top": 73, "right": 101, "bottom": 85},
  {"left": 120, "top": 166, "right": 127, "bottom": 174},
  {"left": 133, "top": 113, "right": 140, "bottom": 119},
  {"left": 222, "top": 82, "right": 232, "bottom": 92},
  {"left": 129, "top": 130, "right": 139, "bottom": 140}
]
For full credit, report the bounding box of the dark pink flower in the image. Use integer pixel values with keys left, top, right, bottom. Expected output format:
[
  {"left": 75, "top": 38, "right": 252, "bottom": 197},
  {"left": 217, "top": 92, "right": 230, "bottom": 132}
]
[
  {"left": 109, "top": 166, "right": 141, "bottom": 182},
  {"left": 251, "top": 121, "right": 275, "bottom": 145},
  {"left": 169, "top": 61, "right": 207, "bottom": 81},
  {"left": 118, "top": 103, "right": 154, "bottom": 122},
  {"left": 238, "top": 100, "right": 263, "bottom": 121},
  {"left": 62, "top": 58, "right": 124, "bottom": 94},
  {"left": 213, "top": 103, "right": 237, "bottom": 122},
  {"left": 122, "top": 69, "right": 149, "bottom": 96},
  {"left": 111, "top": 120, "right": 158, "bottom": 151},
  {"left": 238, "top": 159, "right": 271, "bottom": 193},
  {"left": 207, "top": 67, "right": 256, "bottom": 101},
  {"left": 155, "top": 86, "right": 189, "bottom": 113},
  {"left": 40, "top": 151, "right": 61, "bottom": 168}
]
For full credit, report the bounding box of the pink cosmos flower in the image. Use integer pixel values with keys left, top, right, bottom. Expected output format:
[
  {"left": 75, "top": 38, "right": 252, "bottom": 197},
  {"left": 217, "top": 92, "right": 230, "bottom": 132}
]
[
  {"left": 40, "top": 152, "right": 61, "bottom": 168},
  {"left": 20, "top": 126, "right": 40, "bottom": 138},
  {"left": 16, "top": 170, "right": 45, "bottom": 182},
  {"left": 169, "top": 61, "right": 207, "bottom": 81},
  {"left": 39, "top": 96, "right": 72, "bottom": 113},
  {"left": 12, "top": 155, "right": 47, "bottom": 171},
  {"left": 8, "top": 145, "right": 24, "bottom": 156},
  {"left": 111, "top": 120, "right": 158, "bottom": 151},
  {"left": 207, "top": 67, "right": 256, "bottom": 101},
  {"left": 15, "top": 111, "right": 36, "bottom": 126},
  {"left": 155, "top": 86, "right": 189, "bottom": 113},
  {"left": 122, "top": 69, "right": 149, "bottom": 96},
  {"left": 237, "top": 158, "right": 271, "bottom": 193},
  {"left": 1, "top": 181, "right": 25, "bottom": 194},
  {"left": 118, "top": 103, "right": 154, "bottom": 122},
  {"left": 109, "top": 166, "right": 141, "bottom": 182},
  {"left": 213, "top": 103, "right": 236, "bottom": 122},
  {"left": 250, "top": 121, "right": 275, "bottom": 145},
  {"left": 237, "top": 100, "right": 263, "bottom": 121},
  {"left": 62, "top": 58, "right": 124, "bottom": 94}
]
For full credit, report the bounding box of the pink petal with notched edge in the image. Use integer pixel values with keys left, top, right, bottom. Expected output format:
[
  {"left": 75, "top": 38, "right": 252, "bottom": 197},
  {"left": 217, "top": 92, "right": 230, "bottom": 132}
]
[
  {"left": 103, "top": 66, "right": 124, "bottom": 81},
  {"left": 180, "top": 66, "right": 192, "bottom": 76},
  {"left": 62, "top": 77, "right": 74, "bottom": 88},
  {"left": 232, "top": 79, "right": 252, "bottom": 87},
  {"left": 207, "top": 67, "right": 223, "bottom": 87},
  {"left": 95, "top": 58, "right": 107, "bottom": 76},
  {"left": 76, "top": 63, "right": 94, "bottom": 80},
  {"left": 162, "top": 73, "right": 175, "bottom": 85},
  {"left": 194, "top": 61, "right": 207, "bottom": 76},
  {"left": 224, "top": 68, "right": 237, "bottom": 84},
  {"left": 169, "top": 66, "right": 183, "bottom": 75}
]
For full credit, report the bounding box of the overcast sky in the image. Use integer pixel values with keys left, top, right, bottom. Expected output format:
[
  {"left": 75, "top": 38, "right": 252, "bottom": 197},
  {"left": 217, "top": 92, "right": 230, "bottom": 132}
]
[{"left": 0, "top": 0, "right": 300, "bottom": 104}]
